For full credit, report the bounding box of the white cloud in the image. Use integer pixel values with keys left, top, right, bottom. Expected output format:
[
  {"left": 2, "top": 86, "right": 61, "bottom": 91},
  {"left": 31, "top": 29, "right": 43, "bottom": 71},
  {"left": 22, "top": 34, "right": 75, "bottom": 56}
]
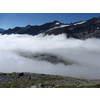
[{"left": 0, "top": 33, "right": 100, "bottom": 79}]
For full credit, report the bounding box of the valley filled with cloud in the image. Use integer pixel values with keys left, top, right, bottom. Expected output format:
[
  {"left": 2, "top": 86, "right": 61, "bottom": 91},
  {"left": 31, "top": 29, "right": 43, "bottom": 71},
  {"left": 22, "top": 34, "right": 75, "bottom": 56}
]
[{"left": 0, "top": 33, "right": 100, "bottom": 79}]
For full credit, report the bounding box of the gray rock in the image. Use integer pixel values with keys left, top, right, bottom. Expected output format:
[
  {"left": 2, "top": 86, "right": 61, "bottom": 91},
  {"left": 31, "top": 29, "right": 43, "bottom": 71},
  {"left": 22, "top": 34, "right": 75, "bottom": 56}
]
[
  {"left": 18, "top": 73, "right": 24, "bottom": 77},
  {"left": 31, "top": 85, "right": 37, "bottom": 88}
]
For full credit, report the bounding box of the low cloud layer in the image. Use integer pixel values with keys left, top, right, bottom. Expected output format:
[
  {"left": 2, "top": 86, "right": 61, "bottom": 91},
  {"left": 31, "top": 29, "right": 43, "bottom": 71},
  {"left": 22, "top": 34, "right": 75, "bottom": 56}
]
[{"left": 0, "top": 33, "right": 100, "bottom": 79}]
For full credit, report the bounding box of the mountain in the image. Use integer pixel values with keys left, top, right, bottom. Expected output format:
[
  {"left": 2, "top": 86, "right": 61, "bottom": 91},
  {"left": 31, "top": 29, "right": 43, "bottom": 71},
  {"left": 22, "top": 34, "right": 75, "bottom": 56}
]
[
  {"left": 0, "top": 28, "right": 6, "bottom": 33},
  {"left": 45, "top": 17, "right": 100, "bottom": 39},
  {"left": 3, "top": 21, "right": 63, "bottom": 35},
  {"left": 2, "top": 17, "right": 100, "bottom": 39},
  {"left": 3, "top": 27, "right": 22, "bottom": 34}
]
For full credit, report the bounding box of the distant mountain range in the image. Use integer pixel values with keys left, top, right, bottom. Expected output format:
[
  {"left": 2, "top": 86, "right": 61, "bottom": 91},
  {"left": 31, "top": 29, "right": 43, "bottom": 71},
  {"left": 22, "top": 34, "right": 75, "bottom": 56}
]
[
  {"left": 2, "top": 17, "right": 100, "bottom": 39},
  {"left": 0, "top": 28, "right": 5, "bottom": 33},
  {"left": 3, "top": 20, "right": 65, "bottom": 35}
]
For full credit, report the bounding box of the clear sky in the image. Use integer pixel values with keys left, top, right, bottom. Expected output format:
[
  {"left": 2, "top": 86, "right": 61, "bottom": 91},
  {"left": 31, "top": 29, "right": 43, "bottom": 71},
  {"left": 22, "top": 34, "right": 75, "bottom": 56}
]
[{"left": 1, "top": 13, "right": 100, "bottom": 29}]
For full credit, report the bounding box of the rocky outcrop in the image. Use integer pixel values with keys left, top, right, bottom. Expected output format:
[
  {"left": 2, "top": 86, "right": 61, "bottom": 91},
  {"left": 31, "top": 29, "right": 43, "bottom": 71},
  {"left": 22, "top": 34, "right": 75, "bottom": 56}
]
[{"left": 18, "top": 52, "right": 71, "bottom": 65}]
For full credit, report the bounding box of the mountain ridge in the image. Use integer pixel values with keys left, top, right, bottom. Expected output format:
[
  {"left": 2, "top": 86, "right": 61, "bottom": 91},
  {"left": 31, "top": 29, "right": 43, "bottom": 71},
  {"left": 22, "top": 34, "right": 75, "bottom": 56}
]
[
  {"left": 3, "top": 20, "right": 65, "bottom": 35},
  {"left": 45, "top": 17, "right": 100, "bottom": 39},
  {"left": 0, "top": 28, "right": 6, "bottom": 33},
  {"left": 2, "top": 17, "right": 100, "bottom": 39}
]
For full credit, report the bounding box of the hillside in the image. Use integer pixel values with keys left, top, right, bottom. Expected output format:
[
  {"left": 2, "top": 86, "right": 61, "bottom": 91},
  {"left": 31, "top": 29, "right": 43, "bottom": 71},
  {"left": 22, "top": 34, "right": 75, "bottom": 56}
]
[{"left": 0, "top": 72, "right": 100, "bottom": 88}]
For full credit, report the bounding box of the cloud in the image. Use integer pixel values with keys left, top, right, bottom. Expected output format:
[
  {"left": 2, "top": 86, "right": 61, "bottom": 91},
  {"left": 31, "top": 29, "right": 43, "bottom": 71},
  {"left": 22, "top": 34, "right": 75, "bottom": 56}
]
[{"left": 0, "top": 33, "right": 100, "bottom": 79}]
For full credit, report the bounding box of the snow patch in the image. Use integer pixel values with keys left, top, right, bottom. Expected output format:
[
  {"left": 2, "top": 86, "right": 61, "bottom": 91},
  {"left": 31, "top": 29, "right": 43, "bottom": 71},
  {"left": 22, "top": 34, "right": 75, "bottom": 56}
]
[
  {"left": 46, "top": 24, "right": 69, "bottom": 32},
  {"left": 60, "top": 24, "right": 70, "bottom": 27},
  {"left": 55, "top": 22, "right": 60, "bottom": 25},
  {"left": 74, "top": 21, "right": 87, "bottom": 25}
]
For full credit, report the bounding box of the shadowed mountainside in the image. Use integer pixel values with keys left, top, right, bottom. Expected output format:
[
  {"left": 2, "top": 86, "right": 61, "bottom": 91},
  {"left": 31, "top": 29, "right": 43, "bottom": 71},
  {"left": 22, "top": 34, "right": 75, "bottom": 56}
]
[{"left": 2, "top": 17, "right": 100, "bottom": 39}]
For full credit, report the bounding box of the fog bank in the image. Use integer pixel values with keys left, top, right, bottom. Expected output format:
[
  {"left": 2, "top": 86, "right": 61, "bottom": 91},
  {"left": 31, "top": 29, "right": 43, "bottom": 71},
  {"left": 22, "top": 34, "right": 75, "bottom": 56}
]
[{"left": 0, "top": 34, "right": 100, "bottom": 79}]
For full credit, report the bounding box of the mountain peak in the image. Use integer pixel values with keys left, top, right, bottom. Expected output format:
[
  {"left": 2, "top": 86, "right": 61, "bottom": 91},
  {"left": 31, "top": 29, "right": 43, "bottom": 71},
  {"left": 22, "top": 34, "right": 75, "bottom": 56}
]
[
  {"left": 53, "top": 20, "right": 59, "bottom": 22},
  {"left": 53, "top": 20, "right": 62, "bottom": 24}
]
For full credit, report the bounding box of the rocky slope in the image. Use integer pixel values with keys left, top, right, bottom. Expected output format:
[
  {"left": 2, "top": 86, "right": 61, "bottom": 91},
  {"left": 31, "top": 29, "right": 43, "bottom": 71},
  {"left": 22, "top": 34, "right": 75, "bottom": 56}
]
[
  {"left": 0, "top": 72, "right": 100, "bottom": 88},
  {"left": 45, "top": 17, "right": 100, "bottom": 39}
]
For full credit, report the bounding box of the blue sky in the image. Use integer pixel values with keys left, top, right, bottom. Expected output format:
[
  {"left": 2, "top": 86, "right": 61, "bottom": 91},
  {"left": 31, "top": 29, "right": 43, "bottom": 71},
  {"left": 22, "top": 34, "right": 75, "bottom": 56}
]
[{"left": 1, "top": 13, "right": 100, "bottom": 29}]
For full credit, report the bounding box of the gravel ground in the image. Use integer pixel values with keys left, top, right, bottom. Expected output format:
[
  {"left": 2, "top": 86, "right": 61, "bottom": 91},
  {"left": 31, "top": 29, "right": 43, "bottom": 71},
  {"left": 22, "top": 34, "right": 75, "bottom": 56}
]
[{"left": 0, "top": 72, "right": 100, "bottom": 88}]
